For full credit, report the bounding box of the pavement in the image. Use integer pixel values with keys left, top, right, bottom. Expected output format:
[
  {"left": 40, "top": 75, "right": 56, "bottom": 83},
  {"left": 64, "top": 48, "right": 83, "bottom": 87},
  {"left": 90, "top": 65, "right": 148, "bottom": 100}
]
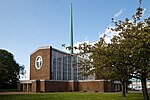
[
  {"left": 0, "top": 91, "right": 35, "bottom": 95},
  {"left": 0, "top": 90, "right": 143, "bottom": 95}
]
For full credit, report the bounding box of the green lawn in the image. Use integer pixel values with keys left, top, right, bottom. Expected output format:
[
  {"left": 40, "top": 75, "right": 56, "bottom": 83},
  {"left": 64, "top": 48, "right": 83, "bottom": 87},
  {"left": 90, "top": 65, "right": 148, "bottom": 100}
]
[{"left": 0, "top": 92, "right": 145, "bottom": 100}]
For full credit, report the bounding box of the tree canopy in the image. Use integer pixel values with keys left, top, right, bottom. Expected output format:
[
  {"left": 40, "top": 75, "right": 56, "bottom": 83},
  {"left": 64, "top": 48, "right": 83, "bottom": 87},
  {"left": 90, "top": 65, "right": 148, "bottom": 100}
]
[
  {"left": 76, "top": 1, "right": 150, "bottom": 99},
  {"left": 0, "top": 49, "right": 25, "bottom": 88}
]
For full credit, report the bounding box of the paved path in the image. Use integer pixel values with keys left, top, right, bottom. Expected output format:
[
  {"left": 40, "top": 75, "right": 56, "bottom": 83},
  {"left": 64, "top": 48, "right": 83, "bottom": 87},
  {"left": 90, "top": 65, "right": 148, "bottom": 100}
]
[
  {"left": 0, "top": 90, "right": 143, "bottom": 95},
  {"left": 0, "top": 91, "right": 35, "bottom": 95}
]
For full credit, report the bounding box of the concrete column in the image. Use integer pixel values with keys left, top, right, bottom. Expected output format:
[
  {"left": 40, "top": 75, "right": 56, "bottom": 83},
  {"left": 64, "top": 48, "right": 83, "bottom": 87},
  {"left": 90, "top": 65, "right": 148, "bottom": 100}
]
[
  {"left": 17, "top": 82, "right": 20, "bottom": 91},
  {"left": 23, "top": 84, "right": 24, "bottom": 91},
  {"left": 71, "top": 56, "right": 73, "bottom": 80},
  {"left": 67, "top": 56, "right": 68, "bottom": 80},
  {"left": 27, "top": 83, "right": 29, "bottom": 92},
  {"left": 56, "top": 52, "right": 58, "bottom": 80}
]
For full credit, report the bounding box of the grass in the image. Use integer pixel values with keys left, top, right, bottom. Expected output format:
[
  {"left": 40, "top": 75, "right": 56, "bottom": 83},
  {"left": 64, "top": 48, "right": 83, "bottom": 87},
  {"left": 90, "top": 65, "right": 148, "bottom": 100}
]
[{"left": 0, "top": 92, "right": 145, "bottom": 100}]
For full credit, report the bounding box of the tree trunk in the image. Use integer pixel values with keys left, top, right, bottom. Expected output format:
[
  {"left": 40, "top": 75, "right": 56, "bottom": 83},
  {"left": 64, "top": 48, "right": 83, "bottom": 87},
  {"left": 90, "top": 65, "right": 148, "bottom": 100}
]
[
  {"left": 141, "top": 77, "right": 149, "bottom": 100},
  {"left": 0, "top": 83, "right": 1, "bottom": 89},
  {"left": 125, "top": 81, "right": 128, "bottom": 93},
  {"left": 122, "top": 80, "right": 126, "bottom": 97}
]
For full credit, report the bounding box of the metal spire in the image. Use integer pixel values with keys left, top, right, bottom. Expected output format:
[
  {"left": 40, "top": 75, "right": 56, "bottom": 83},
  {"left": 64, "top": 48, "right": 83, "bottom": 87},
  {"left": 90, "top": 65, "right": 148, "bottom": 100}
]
[{"left": 70, "top": 0, "right": 73, "bottom": 54}]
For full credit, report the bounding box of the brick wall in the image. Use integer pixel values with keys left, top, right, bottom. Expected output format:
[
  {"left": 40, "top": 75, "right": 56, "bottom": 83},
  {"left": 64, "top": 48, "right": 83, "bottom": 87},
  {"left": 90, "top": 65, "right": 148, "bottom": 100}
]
[
  {"left": 45, "top": 81, "right": 68, "bottom": 92},
  {"left": 31, "top": 81, "right": 36, "bottom": 92},
  {"left": 40, "top": 81, "right": 45, "bottom": 92},
  {"left": 27, "top": 80, "right": 121, "bottom": 93},
  {"left": 42, "top": 80, "right": 106, "bottom": 92},
  {"left": 30, "top": 47, "right": 51, "bottom": 80},
  {"left": 77, "top": 80, "right": 104, "bottom": 92},
  {"left": 67, "top": 81, "right": 74, "bottom": 92}
]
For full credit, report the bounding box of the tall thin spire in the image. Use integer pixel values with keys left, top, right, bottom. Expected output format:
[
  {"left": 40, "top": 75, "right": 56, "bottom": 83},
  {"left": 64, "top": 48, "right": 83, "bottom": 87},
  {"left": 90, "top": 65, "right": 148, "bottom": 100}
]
[{"left": 70, "top": 0, "right": 73, "bottom": 54}]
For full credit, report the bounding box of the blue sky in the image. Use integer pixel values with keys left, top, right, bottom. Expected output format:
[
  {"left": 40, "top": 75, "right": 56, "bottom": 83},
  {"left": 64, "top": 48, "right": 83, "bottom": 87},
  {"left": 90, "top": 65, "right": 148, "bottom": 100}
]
[{"left": 0, "top": 0, "right": 150, "bottom": 79}]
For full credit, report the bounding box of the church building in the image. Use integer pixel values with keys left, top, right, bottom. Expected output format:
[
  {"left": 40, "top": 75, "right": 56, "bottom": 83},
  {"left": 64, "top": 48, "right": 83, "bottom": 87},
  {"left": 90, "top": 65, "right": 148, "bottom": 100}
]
[
  {"left": 17, "top": 1, "right": 121, "bottom": 93},
  {"left": 18, "top": 46, "right": 121, "bottom": 92}
]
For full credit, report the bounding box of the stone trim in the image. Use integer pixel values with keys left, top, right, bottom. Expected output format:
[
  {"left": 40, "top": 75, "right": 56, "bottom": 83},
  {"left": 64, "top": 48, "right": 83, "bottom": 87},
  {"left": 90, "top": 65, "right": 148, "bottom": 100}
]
[
  {"left": 19, "top": 80, "right": 32, "bottom": 83},
  {"left": 30, "top": 46, "right": 51, "bottom": 55}
]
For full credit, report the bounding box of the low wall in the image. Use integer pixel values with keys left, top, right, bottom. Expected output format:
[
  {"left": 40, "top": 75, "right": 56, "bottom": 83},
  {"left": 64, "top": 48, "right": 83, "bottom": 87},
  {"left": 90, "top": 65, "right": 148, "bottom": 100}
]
[
  {"left": 18, "top": 80, "right": 121, "bottom": 93},
  {"left": 76, "top": 80, "right": 104, "bottom": 92},
  {"left": 45, "top": 81, "right": 68, "bottom": 92},
  {"left": 44, "top": 80, "right": 106, "bottom": 92}
]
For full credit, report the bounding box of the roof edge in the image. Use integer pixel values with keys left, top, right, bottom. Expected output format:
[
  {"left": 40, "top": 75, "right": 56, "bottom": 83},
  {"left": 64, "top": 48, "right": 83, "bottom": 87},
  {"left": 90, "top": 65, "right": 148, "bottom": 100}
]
[{"left": 30, "top": 46, "right": 51, "bottom": 55}]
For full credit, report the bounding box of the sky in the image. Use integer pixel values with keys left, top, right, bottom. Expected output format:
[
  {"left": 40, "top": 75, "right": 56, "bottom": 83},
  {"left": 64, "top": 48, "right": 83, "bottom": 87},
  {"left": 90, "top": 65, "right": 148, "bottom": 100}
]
[{"left": 0, "top": 0, "right": 150, "bottom": 80}]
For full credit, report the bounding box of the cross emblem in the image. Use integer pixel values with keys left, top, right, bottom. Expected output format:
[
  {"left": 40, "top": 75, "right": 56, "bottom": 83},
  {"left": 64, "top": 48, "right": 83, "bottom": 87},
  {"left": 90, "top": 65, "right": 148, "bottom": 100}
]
[{"left": 35, "top": 56, "right": 43, "bottom": 70}]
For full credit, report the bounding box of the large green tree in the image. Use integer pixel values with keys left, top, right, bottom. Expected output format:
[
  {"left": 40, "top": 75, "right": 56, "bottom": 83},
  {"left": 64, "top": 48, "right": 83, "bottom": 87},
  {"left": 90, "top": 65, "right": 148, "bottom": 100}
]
[
  {"left": 92, "top": 37, "right": 132, "bottom": 97},
  {"left": 111, "top": 4, "right": 150, "bottom": 100},
  {"left": 74, "top": 1, "right": 149, "bottom": 99},
  {"left": 75, "top": 37, "right": 132, "bottom": 97},
  {"left": 76, "top": 1, "right": 150, "bottom": 100},
  {"left": 0, "top": 49, "right": 25, "bottom": 88}
]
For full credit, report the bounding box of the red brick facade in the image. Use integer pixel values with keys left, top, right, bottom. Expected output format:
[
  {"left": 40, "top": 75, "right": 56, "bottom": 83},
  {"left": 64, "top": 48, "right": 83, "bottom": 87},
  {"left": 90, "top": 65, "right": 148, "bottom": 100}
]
[
  {"left": 30, "top": 47, "right": 52, "bottom": 80},
  {"left": 30, "top": 80, "right": 115, "bottom": 92}
]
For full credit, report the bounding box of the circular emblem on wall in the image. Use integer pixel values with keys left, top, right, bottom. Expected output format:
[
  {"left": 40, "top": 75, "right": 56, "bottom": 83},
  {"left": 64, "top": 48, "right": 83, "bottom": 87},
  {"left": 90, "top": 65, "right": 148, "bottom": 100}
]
[{"left": 35, "top": 56, "right": 43, "bottom": 70}]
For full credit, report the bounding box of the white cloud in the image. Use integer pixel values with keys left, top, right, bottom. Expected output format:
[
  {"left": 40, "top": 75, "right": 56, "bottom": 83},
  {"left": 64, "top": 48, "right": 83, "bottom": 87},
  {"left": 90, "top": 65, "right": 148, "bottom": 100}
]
[
  {"left": 98, "top": 8, "right": 125, "bottom": 43},
  {"left": 62, "top": 47, "right": 70, "bottom": 53},
  {"left": 74, "top": 41, "right": 89, "bottom": 53},
  {"left": 142, "top": 8, "right": 146, "bottom": 17},
  {"left": 114, "top": 8, "right": 125, "bottom": 18},
  {"left": 99, "top": 24, "right": 118, "bottom": 44},
  {"left": 62, "top": 41, "right": 95, "bottom": 54}
]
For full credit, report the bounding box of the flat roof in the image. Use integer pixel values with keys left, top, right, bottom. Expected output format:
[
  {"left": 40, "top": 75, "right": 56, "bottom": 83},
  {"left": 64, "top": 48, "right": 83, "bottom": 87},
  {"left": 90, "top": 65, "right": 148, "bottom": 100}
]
[
  {"left": 30, "top": 46, "right": 51, "bottom": 55},
  {"left": 30, "top": 46, "right": 73, "bottom": 55}
]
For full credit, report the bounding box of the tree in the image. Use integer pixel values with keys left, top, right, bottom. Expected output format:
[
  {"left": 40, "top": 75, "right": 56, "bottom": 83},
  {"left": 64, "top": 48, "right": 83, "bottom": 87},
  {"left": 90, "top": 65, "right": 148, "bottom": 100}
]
[
  {"left": 75, "top": 37, "right": 131, "bottom": 97},
  {"left": 111, "top": 4, "right": 150, "bottom": 100},
  {"left": 0, "top": 49, "right": 25, "bottom": 88},
  {"left": 75, "top": 0, "right": 150, "bottom": 99},
  {"left": 93, "top": 37, "right": 133, "bottom": 97}
]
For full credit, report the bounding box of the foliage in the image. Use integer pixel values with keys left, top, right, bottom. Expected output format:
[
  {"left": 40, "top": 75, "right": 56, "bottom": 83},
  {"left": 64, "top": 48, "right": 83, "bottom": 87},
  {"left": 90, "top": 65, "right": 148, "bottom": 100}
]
[
  {"left": 76, "top": 1, "right": 150, "bottom": 99},
  {"left": 0, "top": 49, "right": 25, "bottom": 88},
  {"left": 111, "top": 4, "right": 150, "bottom": 99}
]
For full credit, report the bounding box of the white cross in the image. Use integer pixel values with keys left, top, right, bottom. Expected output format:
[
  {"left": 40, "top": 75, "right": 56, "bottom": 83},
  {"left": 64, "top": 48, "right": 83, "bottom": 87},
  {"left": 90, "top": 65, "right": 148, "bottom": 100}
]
[{"left": 35, "top": 56, "right": 43, "bottom": 69}]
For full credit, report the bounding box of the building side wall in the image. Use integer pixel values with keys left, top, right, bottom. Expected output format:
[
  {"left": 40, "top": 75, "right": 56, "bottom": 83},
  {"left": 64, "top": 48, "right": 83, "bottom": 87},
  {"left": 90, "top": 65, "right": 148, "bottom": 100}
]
[
  {"left": 18, "top": 80, "right": 121, "bottom": 93},
  {"left": 30, "top": 48, "right": 51, "bottom": 80},
  {"left": 77, "top": 81, "right": 104, "bottom": 92},
  {"left": 43, "top": 80, "right": 106, "bottom": 92},
  {"left": 45, "top": 81, "right": 68, "bottom": 92}
]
